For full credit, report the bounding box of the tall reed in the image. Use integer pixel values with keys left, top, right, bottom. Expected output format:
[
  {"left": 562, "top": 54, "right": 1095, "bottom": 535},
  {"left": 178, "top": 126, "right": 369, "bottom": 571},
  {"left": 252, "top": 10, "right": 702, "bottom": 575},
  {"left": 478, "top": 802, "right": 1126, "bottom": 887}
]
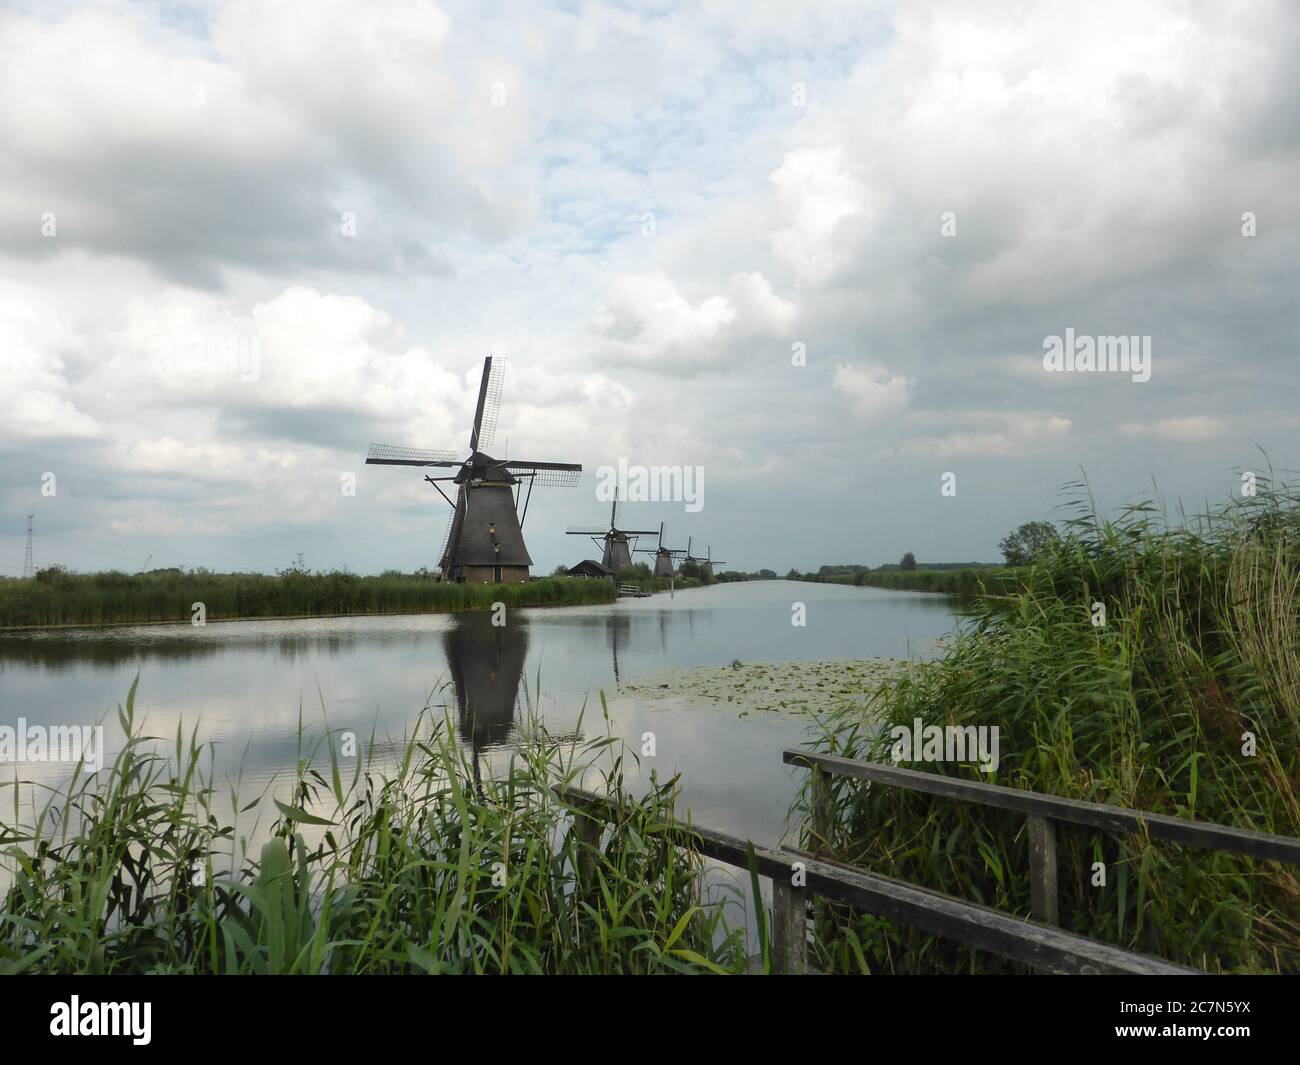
[
  {"left": 796, "top": 479, "right": 1300, "bottom": 973},
  {"left": 0, "top": 682, "right": 744, "bottom": 974},
  {"left": 0, "top": 572, "right": 617, "bottom": 629}
]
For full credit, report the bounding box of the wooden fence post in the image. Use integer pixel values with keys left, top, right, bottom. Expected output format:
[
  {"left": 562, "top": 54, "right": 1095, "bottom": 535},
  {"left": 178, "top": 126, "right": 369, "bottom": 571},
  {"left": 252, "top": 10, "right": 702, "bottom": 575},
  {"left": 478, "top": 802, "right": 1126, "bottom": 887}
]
[
  {"left": 1027, "top": 814, "right": 1059, "bottom": 926},
  {"left": 811, "top": 764, "right": 832, "bottom": 857},
  {"left": 572, "top": 799, "right": 603, "bottom": 886},
  {"left": 771, "top": 877, "right": 808, "bottom": 974}
]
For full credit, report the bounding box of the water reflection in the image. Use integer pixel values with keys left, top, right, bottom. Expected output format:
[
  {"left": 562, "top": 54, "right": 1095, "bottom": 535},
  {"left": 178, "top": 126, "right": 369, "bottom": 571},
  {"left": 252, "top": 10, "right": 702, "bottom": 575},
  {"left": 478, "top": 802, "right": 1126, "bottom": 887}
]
[
  {"left": 445, "top": 610, "right": 528, "bottom": 761},
  {"left": 0, "top": 583, "right": 959, "bottom": 843}
]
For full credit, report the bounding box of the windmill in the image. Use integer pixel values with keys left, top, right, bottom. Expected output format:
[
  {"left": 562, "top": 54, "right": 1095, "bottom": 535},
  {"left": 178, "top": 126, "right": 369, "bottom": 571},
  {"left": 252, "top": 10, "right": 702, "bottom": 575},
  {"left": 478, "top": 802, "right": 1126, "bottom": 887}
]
[
  {"left": 634, "top": 522, "right": 688, "bottom": 578},
  {"left": 565, "top": 489, "right": 659, "bottom": 576},
  {"left": 684, "top": 540, "right": 725, "bottom": 579},
  {"left": 366, "top": 356, "right": 581, "bottom": 583}
]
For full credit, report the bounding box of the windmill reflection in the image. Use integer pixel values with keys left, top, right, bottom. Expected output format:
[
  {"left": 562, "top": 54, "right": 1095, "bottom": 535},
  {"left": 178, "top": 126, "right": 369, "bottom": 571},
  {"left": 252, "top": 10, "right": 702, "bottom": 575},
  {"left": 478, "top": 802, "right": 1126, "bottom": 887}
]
[
  {"left": 606, "top": 611, "right": 631, "bottom": 683},
  {"left": 443, "top": 611, "right": 528, "bottom": 789}
]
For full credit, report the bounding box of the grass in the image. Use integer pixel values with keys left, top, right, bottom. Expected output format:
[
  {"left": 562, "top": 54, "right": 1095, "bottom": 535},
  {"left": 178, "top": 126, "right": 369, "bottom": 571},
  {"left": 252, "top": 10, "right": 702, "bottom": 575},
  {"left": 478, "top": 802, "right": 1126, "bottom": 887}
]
[
  {"left": 0, "top": 570, "right": 618, "bottom": 629},
  {"left": 795, "top": 477, "right": 1300, "bottom": 973},
  {"left": 812, "top": 567, "right": 1026, "bottom": 596},
  {"left": 0, "top": 681, "right": 748, "bottom": 974}
]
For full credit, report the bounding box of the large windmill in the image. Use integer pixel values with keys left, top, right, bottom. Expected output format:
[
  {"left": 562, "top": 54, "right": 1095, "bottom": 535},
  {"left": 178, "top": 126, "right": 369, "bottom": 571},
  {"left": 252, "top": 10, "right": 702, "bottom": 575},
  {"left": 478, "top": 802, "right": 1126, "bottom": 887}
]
[
  {"left": 366, "top": 356, "right": 581, "bottom": 584},
  {"left": 634, "top": 522, "right": 688, "bottom": 578},
  {"left": 566, "top": 490, "right": 659, "bottom": 576}
]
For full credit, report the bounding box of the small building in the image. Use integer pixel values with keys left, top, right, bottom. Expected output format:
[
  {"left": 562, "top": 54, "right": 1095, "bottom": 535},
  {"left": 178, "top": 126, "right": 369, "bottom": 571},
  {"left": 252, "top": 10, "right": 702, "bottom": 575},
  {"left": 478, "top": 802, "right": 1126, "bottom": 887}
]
[{"left": 567, "top": 559, "right": 615, "bottom": 580}]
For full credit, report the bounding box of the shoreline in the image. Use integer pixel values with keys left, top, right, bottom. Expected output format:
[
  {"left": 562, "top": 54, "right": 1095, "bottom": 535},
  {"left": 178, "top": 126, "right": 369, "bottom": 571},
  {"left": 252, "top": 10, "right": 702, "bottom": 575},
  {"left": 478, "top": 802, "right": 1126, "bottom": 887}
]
[{"left": 0, "top": 597, "right": 636, "bottom": 635}]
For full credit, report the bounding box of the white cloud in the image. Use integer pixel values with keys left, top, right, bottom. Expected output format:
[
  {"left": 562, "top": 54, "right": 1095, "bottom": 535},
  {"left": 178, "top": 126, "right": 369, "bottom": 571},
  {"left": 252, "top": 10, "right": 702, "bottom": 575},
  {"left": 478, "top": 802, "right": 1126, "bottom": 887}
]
[
  {"left": 833, "top": 362, "right": 912, "bottom": 419},
  {"left": 0, "top": 288, "right": 99, "bottom": 440},
  {"left": 588, "top": 270, "right": 795, "bottom": 373},
  {"left": 899, "top": 414, "right": 1071, "bottom": 458},
  {"left": 767, "top": 147, "right": 868, "bottom": 282},
  {"left": 1121, "top": 416, "right": 1225, "bottom": 441}
]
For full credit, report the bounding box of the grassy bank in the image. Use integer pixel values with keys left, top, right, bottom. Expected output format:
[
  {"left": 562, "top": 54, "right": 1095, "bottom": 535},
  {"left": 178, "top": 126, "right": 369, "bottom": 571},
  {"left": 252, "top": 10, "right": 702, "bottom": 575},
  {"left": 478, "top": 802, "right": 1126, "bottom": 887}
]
[
  {"left": 813, "top": 567, "right": 1025, "bottom": 596},
  {"left": 0, "top": 683, "right": 745, "bottom": 974},
  {"left": 614, "top": 572, "right": 703, "bottom": 594},
  {"left": 0, "top": 570, "right": 617, "bottom": 629},
  {"left": 797, "top": 482, "right": 1300, "bottom": 973}
]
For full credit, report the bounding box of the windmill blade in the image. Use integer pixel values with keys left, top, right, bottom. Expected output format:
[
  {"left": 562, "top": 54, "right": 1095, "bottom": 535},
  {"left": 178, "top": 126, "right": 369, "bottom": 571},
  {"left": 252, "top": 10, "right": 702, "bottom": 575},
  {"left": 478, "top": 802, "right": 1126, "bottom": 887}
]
[
  {"left": 566, "top": 527, "right": 608, "bottom": 535},
  {"left": 366, "top": 443, "right": 462, "bottom": 467},
  {"left": 437, "top": 511, "right": 455, "bottom": 564},
  {"left": 505, "top": 460, "right": 581, "bottom": 487},
  {"left": 475, "top": 356, "right": 505, "bottom": 450},
  {"left": 622, "top": 528, "right": 661, "bottom": 536}
]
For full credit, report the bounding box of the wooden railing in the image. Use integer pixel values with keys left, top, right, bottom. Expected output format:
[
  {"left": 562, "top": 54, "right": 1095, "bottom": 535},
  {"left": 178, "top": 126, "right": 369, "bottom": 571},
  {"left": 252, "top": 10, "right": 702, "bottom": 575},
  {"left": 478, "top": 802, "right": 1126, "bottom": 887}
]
[
  {"left": 783, "top": 749, "right": 1300, "bottom": 927},
  {"left": 556, "top": 784, "right": 1197, "bottom": 975}
]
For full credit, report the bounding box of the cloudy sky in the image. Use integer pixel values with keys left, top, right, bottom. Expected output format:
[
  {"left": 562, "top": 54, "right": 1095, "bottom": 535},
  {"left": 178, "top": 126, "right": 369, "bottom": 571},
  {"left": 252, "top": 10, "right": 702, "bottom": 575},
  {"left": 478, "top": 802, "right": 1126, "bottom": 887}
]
[{"left": 2, "top": 0, "right": 1298, "bottom": 576}]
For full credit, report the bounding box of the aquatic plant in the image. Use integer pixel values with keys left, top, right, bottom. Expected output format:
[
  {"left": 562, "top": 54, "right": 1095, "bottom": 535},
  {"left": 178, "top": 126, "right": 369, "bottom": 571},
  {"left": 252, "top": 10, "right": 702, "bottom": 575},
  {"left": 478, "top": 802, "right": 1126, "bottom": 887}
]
[
  {"left": 798, "top": 477, "right": 1300, "bottom": 973},
  {"left": 0, "top": 572, "right": 617, "bottom": 629},
  {"left": 0, "top": 682, "right": 744, "bottom": 975}
]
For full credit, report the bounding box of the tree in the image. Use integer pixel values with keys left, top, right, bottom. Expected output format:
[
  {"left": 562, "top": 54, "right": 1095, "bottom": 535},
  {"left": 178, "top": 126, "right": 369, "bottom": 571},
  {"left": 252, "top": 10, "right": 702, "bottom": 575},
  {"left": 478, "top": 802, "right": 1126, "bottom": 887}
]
[
  {"left": 900, "top": 552, "right": 917, "bottom": 571},
  {"left": 998, "top": 521, "right": 1060, "bottom": 566},
  {"left": 680, "top": 559, "right": 712, "bottom": 584}
]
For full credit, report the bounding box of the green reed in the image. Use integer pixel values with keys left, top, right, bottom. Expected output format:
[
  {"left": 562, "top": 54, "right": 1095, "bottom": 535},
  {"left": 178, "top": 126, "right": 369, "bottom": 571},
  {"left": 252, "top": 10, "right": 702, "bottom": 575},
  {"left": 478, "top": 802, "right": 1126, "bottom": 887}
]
[
  {"left": 797, "top": 478, "right": 1300, "bottom": 973},
  {"left": 0, "top": 571, "right": 617, "bottom": 629},
  {"left": 0, "top": 681, "right": 746, "bottom": 974},
  {"left": 815, "top": 567, "right": 1025, "bottom": 596}
]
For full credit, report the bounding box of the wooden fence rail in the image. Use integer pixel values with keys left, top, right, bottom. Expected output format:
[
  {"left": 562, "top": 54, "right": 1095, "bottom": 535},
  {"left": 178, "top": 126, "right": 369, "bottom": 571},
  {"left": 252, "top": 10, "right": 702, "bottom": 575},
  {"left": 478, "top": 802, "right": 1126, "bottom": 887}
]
[
  {"left": 555, "top": 784, "right": 1194, "bottom": 975},
  {"left": 783, "top": 749, "right": 1300, "bottom": 928}
]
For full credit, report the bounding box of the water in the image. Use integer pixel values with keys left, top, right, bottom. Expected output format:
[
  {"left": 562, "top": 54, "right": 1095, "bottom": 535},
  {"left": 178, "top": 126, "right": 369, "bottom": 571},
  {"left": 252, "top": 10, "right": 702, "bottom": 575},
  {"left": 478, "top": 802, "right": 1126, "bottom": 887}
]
[{"left": 0, "top": 580, "right": 956, "bottom": 845}]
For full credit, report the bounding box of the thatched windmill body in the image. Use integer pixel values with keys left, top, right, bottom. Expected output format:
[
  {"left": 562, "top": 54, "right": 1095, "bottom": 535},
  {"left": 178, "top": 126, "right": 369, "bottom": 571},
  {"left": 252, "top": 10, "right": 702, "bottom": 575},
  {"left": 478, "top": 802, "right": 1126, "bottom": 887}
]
[{"left": 366, "top": 357, "right": 581, "bottom": 583}]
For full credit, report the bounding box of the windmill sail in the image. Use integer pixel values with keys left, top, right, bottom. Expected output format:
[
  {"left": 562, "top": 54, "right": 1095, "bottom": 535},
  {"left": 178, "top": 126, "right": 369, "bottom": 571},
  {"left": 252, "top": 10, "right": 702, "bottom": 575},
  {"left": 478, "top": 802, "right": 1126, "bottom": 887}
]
[
  {"left": 366, "top": 444, "right": 460, "bottom": 466},
  {"left": 471, "top": 357, "right": 506, "bottom": 451},
  {"left": 504, "top": 461, "right": 581, "bottom": 487}
]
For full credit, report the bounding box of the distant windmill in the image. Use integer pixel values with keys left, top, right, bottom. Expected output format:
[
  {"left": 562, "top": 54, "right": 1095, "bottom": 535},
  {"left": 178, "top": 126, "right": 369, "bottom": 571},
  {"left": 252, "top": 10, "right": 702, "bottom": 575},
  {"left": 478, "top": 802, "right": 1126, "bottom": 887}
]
[
  {"left": 566, "top": 489, "right": 659, "bottom": 575},
  {"left": 634, "top": 522, "right": 688, "bottom": 578},
  {"left": 366, "top": 356, "right": 582, "bottom": 583},
  {"left": 684, "top": 540, "right": 724, "bottom": 579}
]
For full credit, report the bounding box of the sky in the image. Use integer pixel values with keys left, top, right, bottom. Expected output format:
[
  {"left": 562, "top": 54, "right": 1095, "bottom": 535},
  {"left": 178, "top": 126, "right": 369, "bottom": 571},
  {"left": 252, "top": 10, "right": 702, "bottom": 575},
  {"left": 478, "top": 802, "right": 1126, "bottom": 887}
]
[{"left": 2, "top": 0, "right": 1298, "bottom": 577}]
